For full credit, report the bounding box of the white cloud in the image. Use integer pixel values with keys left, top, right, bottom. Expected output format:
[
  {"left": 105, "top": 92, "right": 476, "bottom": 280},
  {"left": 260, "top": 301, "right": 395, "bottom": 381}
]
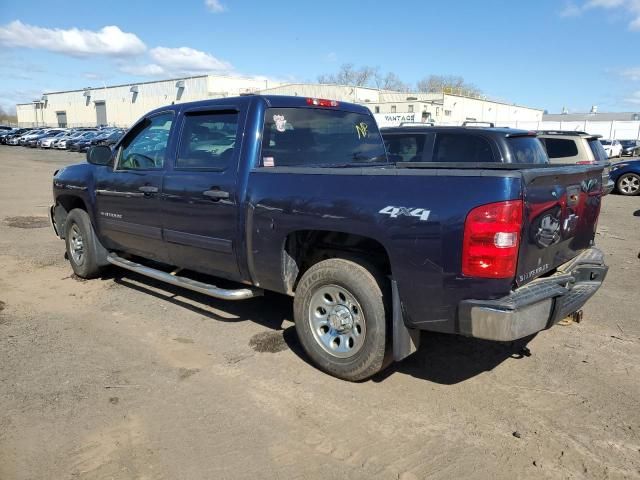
[
  {"left": 150, "top": 46, "right": 232, "bottom": 73},
  {"left": 560, "top": 2, "right": 583, "bottom": 16},
  {"left": 119, "top": 63, "right": 166, "bottom": 76},
  {"left": 205, "top": 0, "right": 226, "bottom": 12},
  {"left": 560, "top": 0, "right": 640, "bottom": 29},
  {"left": 119, "top": 46, "right": 232, "bottom": 77},
  {"left": 621, "top": 67, "right": 640, "bottom": 80},
  {"left": 0, "top": 20, "right": 146, "bottom": 57},
  {"left": 624, "top": 91, "right": 640, "bottom": 104}
]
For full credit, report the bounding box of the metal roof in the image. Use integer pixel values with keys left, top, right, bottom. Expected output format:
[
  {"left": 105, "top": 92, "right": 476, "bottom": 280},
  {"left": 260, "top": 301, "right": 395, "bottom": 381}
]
[{"left": 543, "top": 112, "right": 640, "bottom": 121}]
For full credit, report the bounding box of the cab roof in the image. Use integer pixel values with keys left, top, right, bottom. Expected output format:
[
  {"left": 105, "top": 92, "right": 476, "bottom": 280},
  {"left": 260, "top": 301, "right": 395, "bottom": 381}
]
[{"left": 145, "top": 94, "right": 373, "bottom": 117}]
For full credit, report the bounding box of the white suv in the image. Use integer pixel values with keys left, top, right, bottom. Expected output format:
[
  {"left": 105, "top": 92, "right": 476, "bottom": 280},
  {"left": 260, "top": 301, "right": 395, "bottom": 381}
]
[
  {"left": 536, "top": 131, "right": 614, "bottom": 195},
  {"left": 600, "top": 139, "right": 622, "bottom": 158}
]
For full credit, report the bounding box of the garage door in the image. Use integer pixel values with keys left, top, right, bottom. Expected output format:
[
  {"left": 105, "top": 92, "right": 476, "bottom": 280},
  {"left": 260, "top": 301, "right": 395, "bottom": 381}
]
[
  {"left": 56, "top": 111, "right": 67, "bottom": 128},
  {"left": 95, "top": 102, "right": 107, "bottom": 126}
]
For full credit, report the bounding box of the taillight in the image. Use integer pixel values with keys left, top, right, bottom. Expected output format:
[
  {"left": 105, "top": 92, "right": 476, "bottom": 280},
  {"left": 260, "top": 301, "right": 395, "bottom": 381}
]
[
  {"left": 462, "top": 200, "right": 523, "bottom": 279},
  {"left": 306, "top": 98, "right": 339, "bottom": 107},
  {"left": 576, "top": 160, "right": 596, "bottom": 165}
]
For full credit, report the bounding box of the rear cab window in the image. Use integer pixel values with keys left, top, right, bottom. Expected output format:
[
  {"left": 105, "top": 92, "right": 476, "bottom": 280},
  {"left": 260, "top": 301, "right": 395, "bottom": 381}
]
[
  {"left": 383, "top": 133, "right": 434, "bottom": 162},
  {"left": 508, "top": 137, "right": 548, "bottom": 164},
  {"left": 260, "top": 108, "right": 387, "bottom": 167}
]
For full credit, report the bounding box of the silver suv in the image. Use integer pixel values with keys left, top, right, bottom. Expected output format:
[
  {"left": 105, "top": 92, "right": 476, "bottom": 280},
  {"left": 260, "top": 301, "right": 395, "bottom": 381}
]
[{"left": 536, "top": 131, "right": 614, "bottom": 195}]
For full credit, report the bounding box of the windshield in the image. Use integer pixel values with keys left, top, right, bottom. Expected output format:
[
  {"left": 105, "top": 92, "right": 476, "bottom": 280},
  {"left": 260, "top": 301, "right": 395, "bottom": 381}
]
[
  {"left": 620, "top": 140, "right": 637, "bottom": 146},
  {"left": 600, "top": 140, "right": 611, "bottom": 145},
  {"left": 508, "top": 137, "right": 549, "bottom": 164},
  {"left": 261, "top": 107, "right": 387, "bottom": 167},
  {"left": 588, "top": 139, "right": 609, "bottom": 162}
]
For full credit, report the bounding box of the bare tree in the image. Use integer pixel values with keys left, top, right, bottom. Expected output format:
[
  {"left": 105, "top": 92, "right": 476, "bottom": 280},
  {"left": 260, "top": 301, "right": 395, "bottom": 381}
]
[
  {"left": 0, "top": 106, "right": 18, "bottom": 125},
  {"left": 416, "top": 75, "right": 482, "bottom": 96},
  {"left": 374, "top": 72, "right": 410, "bottom": 92},
  {"left": 318, "top": 64, "right": 410, "bottom": 91},
  {"left": 318, "top": 63, "right": 380, "bottom": 87}
]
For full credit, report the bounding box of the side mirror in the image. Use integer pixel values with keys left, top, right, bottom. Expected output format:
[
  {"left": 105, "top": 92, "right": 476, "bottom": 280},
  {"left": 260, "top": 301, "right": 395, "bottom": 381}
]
[{"left": 87, "top": 145, "right": 112, "bottom": 165}]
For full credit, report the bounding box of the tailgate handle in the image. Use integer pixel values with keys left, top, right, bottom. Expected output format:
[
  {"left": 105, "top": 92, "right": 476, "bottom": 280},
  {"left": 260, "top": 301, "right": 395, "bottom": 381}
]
[{"left": 203, "top": 189, "right": 230, "bottom": 200}]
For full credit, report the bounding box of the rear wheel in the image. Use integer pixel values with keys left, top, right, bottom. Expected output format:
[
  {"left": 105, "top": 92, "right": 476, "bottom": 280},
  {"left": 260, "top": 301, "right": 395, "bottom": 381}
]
[
  {"left": 293, "top": 258, "right": 390, "bottom": 381},
  {"left": 617, "top": 173, "right": 640, "bottom": 196},
  {"left": 64, "top": 208, "right": 109, "bottom": 278}
]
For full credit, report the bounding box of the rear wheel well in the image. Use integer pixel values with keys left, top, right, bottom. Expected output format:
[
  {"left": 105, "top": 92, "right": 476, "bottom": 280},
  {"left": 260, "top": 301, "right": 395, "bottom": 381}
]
[
  {"left": 54, "top": 195, "right": 88, "bottom": 238},
  {"left": 283, "top": 230, "right": 391, "bottom": 294}
]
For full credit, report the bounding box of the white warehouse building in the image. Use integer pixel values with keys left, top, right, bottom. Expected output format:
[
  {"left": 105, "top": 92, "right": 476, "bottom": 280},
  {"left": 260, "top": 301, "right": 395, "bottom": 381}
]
[
  {"left": 16, "top": 76, "right": 543, "bottom": 128},
  {"left": 16, "top": 74, "right": 276, "bottom": 128},
  {"left": 259, "top": 84, "right": 543, "bottom": 126}
]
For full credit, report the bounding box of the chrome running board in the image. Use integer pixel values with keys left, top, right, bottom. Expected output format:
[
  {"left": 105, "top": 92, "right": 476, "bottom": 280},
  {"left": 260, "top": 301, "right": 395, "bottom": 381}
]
[{"left": 107, "top": 253, "right": 263, "bottom": 300}]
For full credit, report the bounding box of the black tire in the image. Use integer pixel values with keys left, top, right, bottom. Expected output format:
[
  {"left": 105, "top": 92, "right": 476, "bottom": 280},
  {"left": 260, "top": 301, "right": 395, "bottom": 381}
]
[
  {"left": 64, "top": 208, "right": 109, "bottom": 278},
  {"left": 616, "top": 173, "right": 640, "bottom": 196},
  {"left": 293, "top": 258, "right": 390, "bottom": 381}
]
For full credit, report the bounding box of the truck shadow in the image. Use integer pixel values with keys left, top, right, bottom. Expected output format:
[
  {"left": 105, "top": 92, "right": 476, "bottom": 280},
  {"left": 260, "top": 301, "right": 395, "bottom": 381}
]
[
  {"left": 105, "top": 269, "right": 534, "bottom": 385},
  {"left": 107, "top": 270, "right": 292, "bottom": 332},
  {"left": 370, "top": 332, "right": 535, "bottom": 385}
]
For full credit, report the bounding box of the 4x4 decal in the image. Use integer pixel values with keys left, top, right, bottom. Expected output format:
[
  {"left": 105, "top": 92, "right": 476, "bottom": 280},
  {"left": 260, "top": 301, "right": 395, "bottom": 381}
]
[{"left": 379, "top": 206, "right": 431, "bottom": 221}]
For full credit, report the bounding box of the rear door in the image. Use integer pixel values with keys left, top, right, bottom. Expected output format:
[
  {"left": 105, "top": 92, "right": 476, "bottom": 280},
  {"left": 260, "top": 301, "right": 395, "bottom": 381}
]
[
  {"left": 161, "top": 106, "right": 244, "bottom": 280},
  {"left": 515, "top": 165, "right": 603, "bottom": 286}
]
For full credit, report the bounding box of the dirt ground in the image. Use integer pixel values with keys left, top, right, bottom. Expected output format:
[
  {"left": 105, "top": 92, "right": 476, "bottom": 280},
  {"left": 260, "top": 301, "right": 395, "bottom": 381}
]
[{"left": 0, "top": 146, "right": 638, "bottom": 480}]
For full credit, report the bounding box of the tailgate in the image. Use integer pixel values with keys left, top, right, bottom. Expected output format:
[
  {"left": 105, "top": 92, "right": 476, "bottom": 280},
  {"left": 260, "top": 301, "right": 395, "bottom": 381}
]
[{"left": 516, "top": 165, "right": 603, "bottom": 286}]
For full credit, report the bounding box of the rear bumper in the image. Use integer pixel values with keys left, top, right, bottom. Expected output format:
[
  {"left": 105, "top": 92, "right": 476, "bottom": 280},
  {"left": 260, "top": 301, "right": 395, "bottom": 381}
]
[{"left": 458, "top": 247, "right": 608, "bottom": 341}]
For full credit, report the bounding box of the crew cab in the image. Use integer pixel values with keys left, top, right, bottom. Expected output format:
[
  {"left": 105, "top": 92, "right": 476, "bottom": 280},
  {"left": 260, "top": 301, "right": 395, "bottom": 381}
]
[{"left": 50, "top": 95, "right": 608, "bottom": 381}]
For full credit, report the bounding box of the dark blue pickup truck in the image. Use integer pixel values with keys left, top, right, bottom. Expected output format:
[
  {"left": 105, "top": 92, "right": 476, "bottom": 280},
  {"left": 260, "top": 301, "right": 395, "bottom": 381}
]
[{"left": 50, "top": 95, "right": 608, "bottom": 381}]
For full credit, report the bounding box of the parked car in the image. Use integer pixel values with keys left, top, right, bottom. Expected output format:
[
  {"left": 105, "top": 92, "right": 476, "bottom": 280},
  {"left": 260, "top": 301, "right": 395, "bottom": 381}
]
[
  {"left": 536, "top": 131, "right": 614, "bottom": 194},
  {"left": 620, "top": 139, "right": 640, "bottom": 157},
  {"left": 53, "top": 130, "right": 96, "bottom": 149},
  {"left": 1, "top": 128, "right": 33, "bottom": 145},
  {"left": 600, "top": 139, "right": 623, "bottom": 158},
  {"left": 67, "top": 131, "right": 99, "bottom": 152},
  {"left": 93, "top": 129, "right": 125, "bottom": 147},
  {"left": 27, "top": 129, "right": 65, "bottom": 148},
  {"left": 39, "top": 131, "right": 70, "bottom": 149},
  {"left": 609, "top": 159, "right": 640, "bottom": 196},
  {"left": 18, "top": 129, "right": 48, "bottom": 146},
  {"left": 50, "top": 95, "right": 608, "bottom": 381},
  {"left": 381, "top": 125, "right": 549, "bottom": 164}
]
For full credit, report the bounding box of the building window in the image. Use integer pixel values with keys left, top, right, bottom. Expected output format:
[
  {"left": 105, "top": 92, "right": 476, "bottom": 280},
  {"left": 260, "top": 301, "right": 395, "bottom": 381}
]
[
  {"left": 408, "top": 104, "right": 414, "bottom": 113},
  {"left": 444, "top": 110, "right": 451, "bottom": 116},
  {"left": 374, "top": 106, "right": 380, "bottom": 114},
  {"left": 391, "top": 105, "right": 396, "bottom": 113}
]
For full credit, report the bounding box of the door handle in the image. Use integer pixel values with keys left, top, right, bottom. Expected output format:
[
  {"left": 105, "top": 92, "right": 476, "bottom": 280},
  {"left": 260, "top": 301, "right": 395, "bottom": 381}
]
[
  {"left": 203, "top": 189, "right": 230, "bottom": 200},
  {"left": 138, "top": 185, "right": 159, "bottom": 194}
]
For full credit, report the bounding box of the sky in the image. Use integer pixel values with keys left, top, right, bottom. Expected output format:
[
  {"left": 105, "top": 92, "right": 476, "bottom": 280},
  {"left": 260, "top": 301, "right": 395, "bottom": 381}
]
[{"left": 1, "top": 0, "right": 640, "bottom": 114}]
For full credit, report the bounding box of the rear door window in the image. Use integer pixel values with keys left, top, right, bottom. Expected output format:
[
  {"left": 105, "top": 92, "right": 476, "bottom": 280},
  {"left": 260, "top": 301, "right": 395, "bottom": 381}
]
[
  {"left": 176, "top": 111, "right": 238, "bottom": 170},
  {"left": 260, "top": 108, "right": 387, "bottom": 167},
  {"left": 432, "top": 133, "right": 495, "bottom": 162}
]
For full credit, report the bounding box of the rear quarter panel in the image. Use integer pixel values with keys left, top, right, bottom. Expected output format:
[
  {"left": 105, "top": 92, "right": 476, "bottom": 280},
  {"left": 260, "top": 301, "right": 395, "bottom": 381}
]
[{"left": 246, "top": 168, "right": 523, "bottom": 332}]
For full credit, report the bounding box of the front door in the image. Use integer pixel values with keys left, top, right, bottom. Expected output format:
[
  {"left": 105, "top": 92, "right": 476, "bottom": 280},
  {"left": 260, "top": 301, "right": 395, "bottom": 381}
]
[
  {"left": 94, "top": 111, "right": 174, "bottom": 262},
  {"left": 162, "top": 107, "right": 243, "bottom": 280}
]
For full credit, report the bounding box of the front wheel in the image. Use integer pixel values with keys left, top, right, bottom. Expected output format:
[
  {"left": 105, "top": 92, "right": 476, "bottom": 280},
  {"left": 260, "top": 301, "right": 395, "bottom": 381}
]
[
  {"left": 64, "top": 208, "right": 109, "bottom": 278},
  {"left": 293, "top": 258, "right": 390, "bottom": 381},
  {"left": 617, "top": 173, "right": 640, "bottom": 196}
]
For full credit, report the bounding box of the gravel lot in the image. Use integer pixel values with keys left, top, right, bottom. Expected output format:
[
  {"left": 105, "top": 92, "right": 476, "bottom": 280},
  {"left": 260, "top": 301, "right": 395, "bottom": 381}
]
[{"left": 0, "top": 146, "right": 639, "bottom": 480}]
